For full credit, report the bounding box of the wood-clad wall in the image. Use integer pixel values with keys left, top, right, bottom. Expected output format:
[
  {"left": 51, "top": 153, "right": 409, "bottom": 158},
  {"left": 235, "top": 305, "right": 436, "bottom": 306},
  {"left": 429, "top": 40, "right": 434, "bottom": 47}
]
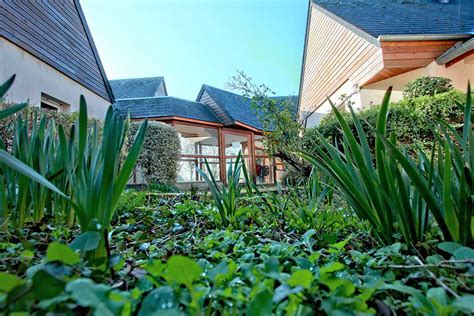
[
  {"left": 299, "top": 5, "right": 383, "bottom": 115},
  {"left": 0, "top": 0, "right": 111, "bottom": 101}
]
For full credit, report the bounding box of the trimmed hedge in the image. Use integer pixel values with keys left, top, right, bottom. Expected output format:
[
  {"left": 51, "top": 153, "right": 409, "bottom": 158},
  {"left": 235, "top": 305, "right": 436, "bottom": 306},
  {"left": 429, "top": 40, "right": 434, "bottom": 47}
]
[
  {"left": 0, "top": 103, "right": 100, "bottom": 151},
  {"left": 127, "top": 121, "right": 180, "bottom": 184},
  {"left": 303, "top": 89, "right": 465, "bottom": 156}
]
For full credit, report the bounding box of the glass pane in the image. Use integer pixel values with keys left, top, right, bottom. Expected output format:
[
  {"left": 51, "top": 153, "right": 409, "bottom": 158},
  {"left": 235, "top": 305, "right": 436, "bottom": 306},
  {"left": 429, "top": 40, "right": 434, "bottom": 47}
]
[
  {"left": 178, "top": 158, "right": 220, "bottom": 182},
  {"left": 175, "top": 124, "right": 219, "bottom": 156},
  {"left": 225, "top": 157, "right": 250, "bottom": 182},
  {"left": 224, "top": 132, "right": 249, "bottom": 156},
  {"left": 255, "top": 157, "right": 275, "bottom": 184},
  {"left": 275, "top": 160, "right": 284, "bottom": 184},
  {"left": 254, "top": 135, "right": 265, "bottom": 156}
]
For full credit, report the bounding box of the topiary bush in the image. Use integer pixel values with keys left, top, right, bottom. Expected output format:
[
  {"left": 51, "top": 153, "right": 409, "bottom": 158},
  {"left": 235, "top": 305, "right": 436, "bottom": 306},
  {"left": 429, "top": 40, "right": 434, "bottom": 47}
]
[
  {"left": 403, "top": 76, "right": 453, "bottom": 98},
  {"left": 127, "top": 121, "right": 180, "bottom": 184},
  {"left": 303, "top": 89, "right": 465, "bottom": 156}
]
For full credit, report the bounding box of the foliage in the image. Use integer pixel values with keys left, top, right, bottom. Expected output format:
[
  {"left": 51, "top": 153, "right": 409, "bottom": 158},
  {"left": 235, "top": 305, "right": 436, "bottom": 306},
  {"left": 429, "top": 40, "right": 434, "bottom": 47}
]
[
  {"left": 287, "top": 170, "right": 334, "bottom": 231},
  {"left": 1, "top": 113, "right": 70, "bottom": 228},
  {"left": 380, "top": 84, "right": 473, "bottom": 246},
  {"left": 227, "top": 71, "right": 310, "bottom": 177},
  {"left": 1, "top": 74, "right": 473, "bottom": 314},
  {"left": 301, "top": 88, "right": 432, "bottom": 245},
  {"left": 196, "top": 151, "right": 244, "bottom": 227},
  {"left": 0, "top": 195, "right": 473, "bottom": 315},
  {"left": 0, "top": 97, "right": 100, "bottom": 153},
  {"left": 0, "top": 76, "right": 67, "bottom": 229},
  {"left": 304, "top": 89, "right": 465, "bottom": 157},
  {"left": 148, "top": 182, "right": 181, "bottom": 193},
  {"left": 61, "top": 99, "right": 147, "bottom": 257},
  {"left": 127, "top": 121, "right": 180, "bottom": 184},
  {"left": 403, "top": 76, "right": 453, "bottom": 99}
]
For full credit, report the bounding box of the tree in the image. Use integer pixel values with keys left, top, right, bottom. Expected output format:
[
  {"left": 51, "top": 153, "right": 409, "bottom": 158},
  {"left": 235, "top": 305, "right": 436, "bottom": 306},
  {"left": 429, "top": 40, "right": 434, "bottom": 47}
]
[{"left": 226, "top": 71, "right": 311, "bottom": 177}]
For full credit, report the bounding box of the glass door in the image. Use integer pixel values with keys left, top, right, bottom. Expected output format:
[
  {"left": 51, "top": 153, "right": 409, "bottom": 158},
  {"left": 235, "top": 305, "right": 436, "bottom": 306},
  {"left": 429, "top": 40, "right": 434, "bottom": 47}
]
[{"left": 223, "top": 130, "right": 252, "bottom": 183}]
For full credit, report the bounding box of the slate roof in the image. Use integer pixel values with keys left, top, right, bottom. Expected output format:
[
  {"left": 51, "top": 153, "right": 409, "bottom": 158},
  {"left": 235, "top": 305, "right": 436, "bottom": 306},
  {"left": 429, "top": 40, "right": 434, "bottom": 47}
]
[
  {"left": 109, "top": 77, "right": 167, "bottom": 99},
  {"left": 313, "top": 0, "right": 474, "bottom": 38},
  {"left": 1, "top": 1, "right": 114, "bottom": 102},
  {"left": 115, "top": 96, "right": 220, "bottom": 124},
  {"left": 199, "top": 85, "right": 299, "bottom": 130}
]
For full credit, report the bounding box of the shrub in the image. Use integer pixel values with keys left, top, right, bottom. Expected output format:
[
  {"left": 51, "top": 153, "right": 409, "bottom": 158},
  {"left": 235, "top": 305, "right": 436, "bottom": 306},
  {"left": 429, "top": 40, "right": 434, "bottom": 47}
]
[
  {"left": 303, "top": 89, "right": 465, "bottom": 156},
  {"left": 0, "top": 101, "right": 101, "bottom": 152},
  {"left": 127, "top": 121, "right": 180, "bottom": 185},
  {"left": 383, "top": 84, "right": 473, "bottom": 246},
  {"left": 301, "top": 88, "right": 431, "bottom": 245},
  {"left": 403, "top": 76, "right": 452, "bottom": 98}
]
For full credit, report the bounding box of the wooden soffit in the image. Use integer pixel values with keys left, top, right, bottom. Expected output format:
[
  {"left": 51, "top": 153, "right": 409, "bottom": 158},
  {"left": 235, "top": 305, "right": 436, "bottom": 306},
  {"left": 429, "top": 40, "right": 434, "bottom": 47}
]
[{"left": 363, "top": 40, "right": 457, "bottom": 86}]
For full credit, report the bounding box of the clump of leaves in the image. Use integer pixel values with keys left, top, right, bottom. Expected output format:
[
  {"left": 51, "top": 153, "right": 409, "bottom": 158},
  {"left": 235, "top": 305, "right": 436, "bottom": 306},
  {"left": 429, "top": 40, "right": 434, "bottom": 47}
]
[{"left": 403, "top": 76, "right": 453, "bottom": 98}]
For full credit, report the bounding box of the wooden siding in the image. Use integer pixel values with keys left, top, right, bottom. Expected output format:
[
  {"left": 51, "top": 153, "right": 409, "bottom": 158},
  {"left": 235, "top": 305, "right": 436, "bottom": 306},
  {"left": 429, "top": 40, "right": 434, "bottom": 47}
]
[
  {"left": 0, "top": 0, "right": 111, "bottom": 101},
  {"left": 198, "top": 91, "right": 233, "bottom": 125},
  {"left": 299, "top": 5, "right": 383, "bottom": 114},
  {"left": 364, "top": 40, "right": 457, "bottom": 85}
]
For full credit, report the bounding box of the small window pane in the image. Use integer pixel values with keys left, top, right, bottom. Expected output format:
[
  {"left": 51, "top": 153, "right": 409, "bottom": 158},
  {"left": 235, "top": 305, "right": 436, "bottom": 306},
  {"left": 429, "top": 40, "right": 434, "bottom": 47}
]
[
  {"left": 175, "top": 124, "right": 219, "bottom": 156},
  {"left": 224, "top": 133, "right": 249, "bottom": 156},
  {"left": 178, "top": 158, "right": 220, "bottom": 182}
]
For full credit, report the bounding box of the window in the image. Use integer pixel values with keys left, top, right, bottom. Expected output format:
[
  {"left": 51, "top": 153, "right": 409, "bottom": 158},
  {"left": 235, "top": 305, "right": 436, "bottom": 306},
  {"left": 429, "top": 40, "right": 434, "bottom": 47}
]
[
  {"left": 40, "top": 93, "right": 70, "bottom": 112},
  {"left": 223, "top": 131, "right": 251, "bottom": 182},
  {"left": 175, "top": 124, "right": 220, "bottom": 182},
  {"left": 254, "top": 135, "right": 274, "bottom": 184}
]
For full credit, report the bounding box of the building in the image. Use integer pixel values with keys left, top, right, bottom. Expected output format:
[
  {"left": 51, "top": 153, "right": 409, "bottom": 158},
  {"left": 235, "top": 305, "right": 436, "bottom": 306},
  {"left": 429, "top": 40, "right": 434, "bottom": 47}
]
[
  {"left": 112, "top": 77, "right": 298, "bottom": 184},
  {"left": 0, "top": 0, "right": 113, "bottom": 117},
  {"left": 299, "top": 0, "right": 474, "bottom": 127}
]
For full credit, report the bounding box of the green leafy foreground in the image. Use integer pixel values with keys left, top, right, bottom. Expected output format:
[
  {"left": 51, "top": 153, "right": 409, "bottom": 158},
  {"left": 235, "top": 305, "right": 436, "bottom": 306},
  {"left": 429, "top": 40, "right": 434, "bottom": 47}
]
[{"left": 1, "top": 193, "right": 473, "bottom": 315}]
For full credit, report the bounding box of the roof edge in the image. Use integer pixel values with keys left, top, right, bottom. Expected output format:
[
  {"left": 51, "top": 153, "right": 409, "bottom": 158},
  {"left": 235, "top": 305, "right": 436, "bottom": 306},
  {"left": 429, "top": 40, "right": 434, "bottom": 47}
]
[
  {"left": 197, "top": 84, "right": 236, "bottom": 125},
  {"left": 378, "top": 34, "right": 472, "bottom": 42},
  {"left": 74, "top": 0, "right": 114, "bottom": 103},
  {"left": 312, "top": 2, "right": 380, "bottom": 47},
  {"left": 297, "top": 1, "right": 312, "bottom": 119}
]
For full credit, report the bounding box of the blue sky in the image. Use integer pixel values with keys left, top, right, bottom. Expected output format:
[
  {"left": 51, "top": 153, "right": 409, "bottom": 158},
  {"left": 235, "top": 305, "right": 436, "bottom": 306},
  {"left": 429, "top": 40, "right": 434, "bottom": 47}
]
[{"left": 81, "top": 0, "right": 308, "bottom": 100}]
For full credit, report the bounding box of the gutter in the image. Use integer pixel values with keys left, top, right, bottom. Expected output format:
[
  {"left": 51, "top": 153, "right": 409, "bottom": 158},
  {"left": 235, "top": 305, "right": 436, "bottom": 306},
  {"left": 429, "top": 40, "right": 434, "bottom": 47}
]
[
  {"left": 378, "top": 34, "right": 472, "bottom": 42},
  {"left": 436, "top": 37, "right": 474, "bottom": 65}
]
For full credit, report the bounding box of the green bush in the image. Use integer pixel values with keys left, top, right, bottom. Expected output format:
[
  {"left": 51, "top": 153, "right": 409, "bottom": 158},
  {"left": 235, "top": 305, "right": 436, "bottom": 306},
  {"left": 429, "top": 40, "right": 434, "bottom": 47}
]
[
  {"left": 403, "top": 76, "right": 453, "bottom": 98},
  {"left": 127, "top": 121, "right": 180, "bottom": 184},
  {"left": 303, "top": 89, "right": 465, "bottom": 156},
  {"left": 0, "top": 101, "right": 101, "bottom": 152}
]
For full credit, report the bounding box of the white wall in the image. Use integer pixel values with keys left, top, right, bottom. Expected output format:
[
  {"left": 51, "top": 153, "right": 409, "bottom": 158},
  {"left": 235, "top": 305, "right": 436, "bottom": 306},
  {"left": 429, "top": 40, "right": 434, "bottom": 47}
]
[
  {"left": 0, "top": 38, "right": 110, "bottom": 118},
  {"left": 306, "top": 56, "right": 474, "bottom": 127},
  {"left": 361, "top": 58, "right": 474, "bottom": 107},
  {"left": 303, "top": 80, "right": 361, "bottom": 128}
]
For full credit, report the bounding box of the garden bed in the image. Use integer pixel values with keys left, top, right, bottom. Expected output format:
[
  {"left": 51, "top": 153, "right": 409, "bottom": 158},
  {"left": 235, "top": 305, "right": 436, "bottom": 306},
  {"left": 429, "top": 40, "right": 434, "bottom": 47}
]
[{"left": 1, "top": 191, "right": 473, "bottom": 315}]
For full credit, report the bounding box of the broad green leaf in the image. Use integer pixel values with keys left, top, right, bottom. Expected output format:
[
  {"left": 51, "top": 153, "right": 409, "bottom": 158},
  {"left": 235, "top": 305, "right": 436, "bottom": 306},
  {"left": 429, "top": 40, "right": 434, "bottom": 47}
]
[
  {"left": 46, "top": 242, "right": 80, "bottom": 265},
  {"left": 70, "top": 232, "right": 101, "bottom": 252},
  {"left": 320, "top": 262, "right": 345, "bottom": 275},
  {"left": 453, "top": 247, "right": 474, "bottom": 260},
  {"left": 287, "top": 269, "right": 313, "bottom": 289},
  {"left": 66, "top": 279, "right": 124, "bottom": 316},
  {"left": 0, "top": 272, "right": 23, "bottom": 292},
  {"left": 438, "top": 242, "right": 463, "bottom": 255},
  {"left": 138, "top": 286, "right": 181, "bottom": 316},
  {"left": 247, "top": 289, "right": 273, "bottom": 316},
  {"left": 453, "top": 295, "right": 474, "bottom": 313},
  {"left": 32, "top": 270, "right": 65, "bottom": 300},
  {"left": 165, "top": 255, "right": 202, "bottom": 288}
]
